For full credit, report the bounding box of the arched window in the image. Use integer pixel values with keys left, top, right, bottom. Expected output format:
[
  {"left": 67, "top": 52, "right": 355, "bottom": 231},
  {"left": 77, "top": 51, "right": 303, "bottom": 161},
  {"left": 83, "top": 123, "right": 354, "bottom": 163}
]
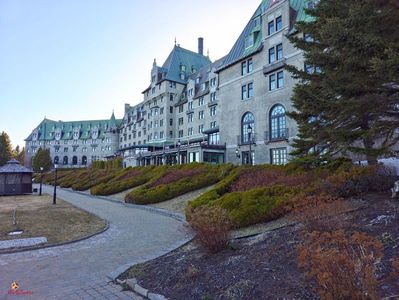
[
  {"left": 270, "top": 105, "right": 287, "bottom": 140},
  {"left": 54, "top": 156, "right": 59, "bottom": 164},
  {"left": 72, "top": 156, "right": 78, "bottom": 165},
  {"left": 241, "top": 112, "right": 255, "bottom": 144},
  {"left": 82, "top": 156, "right": 87, "bottom": 166},
  {"left": 63, "top": 156, "right": 68, "bottom": 165}
]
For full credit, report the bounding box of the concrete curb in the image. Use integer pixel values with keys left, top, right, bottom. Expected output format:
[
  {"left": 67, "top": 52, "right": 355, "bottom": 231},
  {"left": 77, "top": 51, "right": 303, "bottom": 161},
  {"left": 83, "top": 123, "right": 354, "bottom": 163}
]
[{"left": 117, "top": 278, "right": 168, "bottom": 300}]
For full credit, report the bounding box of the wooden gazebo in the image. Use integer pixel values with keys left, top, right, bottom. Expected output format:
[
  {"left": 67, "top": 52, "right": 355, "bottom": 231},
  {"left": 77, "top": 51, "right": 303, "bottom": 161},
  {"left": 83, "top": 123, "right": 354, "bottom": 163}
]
[{"left": 0, "top": 159, "right": 33, "bottom": 196}]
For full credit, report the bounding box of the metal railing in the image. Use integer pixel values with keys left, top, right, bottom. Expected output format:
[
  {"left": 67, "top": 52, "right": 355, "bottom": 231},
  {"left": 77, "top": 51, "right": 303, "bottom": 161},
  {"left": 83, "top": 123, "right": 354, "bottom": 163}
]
[
  {"left": 237, "top": 133, "right": 257, "bottom": 146},
  {"left": 264, "top": 128, "right": 289, "bottom": 143}
]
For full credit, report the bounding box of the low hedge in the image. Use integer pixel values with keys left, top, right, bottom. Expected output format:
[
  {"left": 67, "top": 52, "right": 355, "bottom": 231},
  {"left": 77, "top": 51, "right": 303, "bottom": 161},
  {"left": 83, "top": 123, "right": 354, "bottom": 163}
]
[
  {"left": 186, "top": 162, "right": 396, "bottom": 228},
  {"left": 71, "top": 169, "right": 121, "bottom": 191},
  {"left": 90, "top": 166, "right": 157, "bottom": 196},
  {"left": 125, "top": 164, "right": 234, "bottom": 205}
]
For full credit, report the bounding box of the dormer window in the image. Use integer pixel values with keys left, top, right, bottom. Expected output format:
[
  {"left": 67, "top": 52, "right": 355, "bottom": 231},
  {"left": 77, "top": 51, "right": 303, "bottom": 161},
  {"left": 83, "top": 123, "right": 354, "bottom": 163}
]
[
  {"left": 151, "top": 75, "right": 156, "bottom": 82},
  {"left": 181, "top": 65, "right": 186, "bottom": 72},
  {"left": 245, "top": 34, "right": 254, "bottom": 49},
  {"left": 196, "top": 77, "right": 200, "bottom": 84},
  {"left": 254, "top": 16, "right": 261, "bottom": 27}
]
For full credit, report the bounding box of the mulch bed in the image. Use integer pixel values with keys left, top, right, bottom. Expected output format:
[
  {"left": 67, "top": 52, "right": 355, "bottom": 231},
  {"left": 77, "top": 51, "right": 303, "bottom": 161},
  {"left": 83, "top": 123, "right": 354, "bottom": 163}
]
[{"left": 120, "top": 192, "right": 399, "bottom": 299}]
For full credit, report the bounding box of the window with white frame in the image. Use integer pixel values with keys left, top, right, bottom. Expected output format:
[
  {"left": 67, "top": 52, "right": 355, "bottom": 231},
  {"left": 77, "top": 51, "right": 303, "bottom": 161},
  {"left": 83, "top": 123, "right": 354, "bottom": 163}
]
[
  {"left": 199, "top": 111, "right": 204, "bottom": 120},
  {"left": 271, "top": 148, "right": 288, "bottom": 165},
  {"left": 210, "top": 106, "right": 216, "bottom": 116}
]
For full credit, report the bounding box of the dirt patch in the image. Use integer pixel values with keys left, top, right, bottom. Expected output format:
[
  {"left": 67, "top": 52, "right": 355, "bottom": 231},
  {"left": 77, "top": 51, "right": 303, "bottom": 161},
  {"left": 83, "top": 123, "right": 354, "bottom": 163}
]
[
  {"left": 149, "top": 185, "right": 216, "bottom": 214},
  {"left": 0, "top": 194, "right": 107, "bottom": 244},
  {"left": 120, "top": 193, "right": 399, "bottom": 299}
]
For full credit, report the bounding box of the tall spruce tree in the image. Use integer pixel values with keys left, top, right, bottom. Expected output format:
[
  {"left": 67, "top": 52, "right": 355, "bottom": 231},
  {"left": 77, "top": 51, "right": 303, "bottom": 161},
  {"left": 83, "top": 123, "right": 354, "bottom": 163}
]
[
  {"left": 32, "top": 148, "right": 52, "bottom": 172},
  {"left": 0, "top": 131, "right": 13, "bottom": 166},
  {"left": 13, "top": 145, "right": 26, "bottom": 165},
  {"left": 286, "top": 0, "right": 399, "bottom": 165}
]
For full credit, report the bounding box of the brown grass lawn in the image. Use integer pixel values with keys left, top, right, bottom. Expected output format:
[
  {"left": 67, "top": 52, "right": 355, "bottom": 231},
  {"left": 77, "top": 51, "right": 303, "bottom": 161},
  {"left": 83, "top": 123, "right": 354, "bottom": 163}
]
[{"left": 0, "top": 194, "right": 106, "bottom": 244}]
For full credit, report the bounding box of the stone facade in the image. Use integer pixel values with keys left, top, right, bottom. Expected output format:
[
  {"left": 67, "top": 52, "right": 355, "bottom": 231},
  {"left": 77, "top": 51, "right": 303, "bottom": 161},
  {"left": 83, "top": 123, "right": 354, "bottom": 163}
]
[
  {"left": 25, "top": 114, "right": 121, "bottom": 168},
  {"left": 26, "top": 0, "right": 314, "bottom": 168}
]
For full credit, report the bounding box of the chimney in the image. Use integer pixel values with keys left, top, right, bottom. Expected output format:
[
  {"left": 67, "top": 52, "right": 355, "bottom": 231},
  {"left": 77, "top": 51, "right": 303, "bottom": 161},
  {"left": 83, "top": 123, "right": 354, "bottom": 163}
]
[{"left": 198, "top": 37, "right": 204, "bottom": 55}]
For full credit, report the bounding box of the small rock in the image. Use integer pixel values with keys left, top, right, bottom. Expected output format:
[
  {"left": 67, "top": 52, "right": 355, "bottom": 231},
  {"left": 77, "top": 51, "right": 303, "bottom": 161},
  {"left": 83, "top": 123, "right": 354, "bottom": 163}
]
[
  {"left": 126, "top": 278, "right": 137, "bottom": 289},
  {"left": 133, "top": 283, "right": 148, "bottom": 297},
  {"left": 148, "top": 292, "right": 168, "bottom": 300}
]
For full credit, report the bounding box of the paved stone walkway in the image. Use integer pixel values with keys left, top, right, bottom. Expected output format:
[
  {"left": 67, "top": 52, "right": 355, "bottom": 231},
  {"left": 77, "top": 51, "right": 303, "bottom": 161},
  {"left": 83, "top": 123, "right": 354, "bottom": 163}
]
[{"left": 0, "top": 185, "right": 193, "bottom": 299}]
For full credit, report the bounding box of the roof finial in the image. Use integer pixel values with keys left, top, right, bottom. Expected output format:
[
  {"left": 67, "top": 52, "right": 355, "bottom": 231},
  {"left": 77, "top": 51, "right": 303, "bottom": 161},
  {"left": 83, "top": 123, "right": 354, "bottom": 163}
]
[{"left": 174, "top": 37, "right": 177, "bottom": 46}]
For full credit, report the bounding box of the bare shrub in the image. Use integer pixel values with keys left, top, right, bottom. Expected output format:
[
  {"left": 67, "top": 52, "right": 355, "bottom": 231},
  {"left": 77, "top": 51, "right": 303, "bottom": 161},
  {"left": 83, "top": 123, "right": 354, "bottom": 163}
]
[
  {"left": 189, "top": 207, "right": 232, "bottom": 253},
  {"left": 298, "top": 230, "right": 384, "bottom": 300},
  {"left": 288, "top": 196, "right": 352, "bottom": 232}
]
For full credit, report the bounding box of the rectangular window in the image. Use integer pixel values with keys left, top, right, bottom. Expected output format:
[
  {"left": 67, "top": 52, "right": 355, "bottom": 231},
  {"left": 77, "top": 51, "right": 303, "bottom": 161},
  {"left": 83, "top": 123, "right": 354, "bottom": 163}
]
[
  {"left": 269, "top": 47, "right": 276, "bottom": 64},
  {"left": 210, "top": 121, "right": 217, "bottom": 128},
  {"left": 178, "top": 130, "right": 184, "bottom": 138},
  {"left": 188, "top": 128, "right": 193, "bottom": 136},
  {"left": 160, "top": 107, "right": 164, "bottom": 115},
  {"left": 210, "top": 78, "right": 216, "bottom": 87},
  {"left": 245, "top": 34, "right": 254, "bottom": 49},
  {"left": 169, "top": 131, "right": 173, "bottom": 138},
  {"left": 269, "top": 74, "right": 276, "bottom": 91},
  {"left": 169, "top": 119, "right": 173, "bottom": 126},
  {"left": 188, "top": 101, "right": 193, "bottom": 110},
  {"left": 160, "top": 120, "right": 164, "bottom": 127},
  {"left": 247, "top": 58, "right": 253, "bottom": 73},
  {"left": 188, "top": 114, "right": 193, "bottom": 123},
  {"left": 277, "top": 71, "right": 284, "bottom": 88},
  {"left": 241, "top": 61, "right": 247, "bottom": 75},
  {"left": 198, "top": 124, "right": 204, "bottom": 133},
  {"left": 276, "top": 43, "right": 283, "bottom": 60},
  {"left": 276, "top": 16, "right": 282, "bottom": 31},
  {"left": 178, "top": 117, "right": 184, "bottom": 125},
  {"left": 160, "top": 131, "right": 164, "bottom": 139},
  {"left": 170, "top": 94, "right": 174, "bottom": 101},
  {"left": 199, "top": 111, "right": 204, "bottom": 120},
  {"left": 242, "top": 83, "right": 254, "bottom": 99},
  {"left": 208, "top": 132, "right": 220, "bottom": 145},
  {"left": 169, "top": 106, "right": 173, "bottom": 113},
  {"left": 210, "top": 106, "right": 216, "bottom": 116},
  {"left": 199, "top": 97, "right": 204, "bottom": 106},
  {"left": 268, "top": 20, "right": 275, "bottom": 35},
  {"left": 179, "top": 105, "right": 184, "bottom": 113},
  {"left": 241, "top": 85, "right": 247, "bottom": 100},
  {"left": 271, "top": 148, "right": 288, "bottom": 165},
  {"left": 210, "top": 92, "right": 216, "bottom": 102},
  {"left": 248, "top": 82, "right": 254, "bottom": 98}
]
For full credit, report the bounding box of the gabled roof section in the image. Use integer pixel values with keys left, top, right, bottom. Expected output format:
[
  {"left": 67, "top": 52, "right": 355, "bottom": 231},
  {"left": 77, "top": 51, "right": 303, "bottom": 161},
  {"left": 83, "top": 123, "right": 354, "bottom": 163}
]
[
  {"left": 289, "top": 0, "right": 314, "bottom": 34},
  {"left": 162, "top": 45, "right": 211, "bottom": 84},
  {"left": 25, "top": 114, "right": 122, "bottom": 142},
  {"left": 217, "top": 2, "right": 266, "bottom": 72}
]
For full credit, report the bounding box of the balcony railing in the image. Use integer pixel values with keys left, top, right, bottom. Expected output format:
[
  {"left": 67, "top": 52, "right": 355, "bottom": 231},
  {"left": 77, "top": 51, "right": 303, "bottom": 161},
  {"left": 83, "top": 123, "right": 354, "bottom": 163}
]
[
  {"left": 237, "top": 134, "right": 257, "bottom": 146},
  {"left": 264, "top": 128, "right": 289, "bottom": 143}
]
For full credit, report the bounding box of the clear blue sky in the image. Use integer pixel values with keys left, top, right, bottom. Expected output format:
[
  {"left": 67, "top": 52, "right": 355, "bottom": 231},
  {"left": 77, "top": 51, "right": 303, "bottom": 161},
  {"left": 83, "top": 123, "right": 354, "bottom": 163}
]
[{"left": 0, "top": 0, "right": 260, "bottom": 148}]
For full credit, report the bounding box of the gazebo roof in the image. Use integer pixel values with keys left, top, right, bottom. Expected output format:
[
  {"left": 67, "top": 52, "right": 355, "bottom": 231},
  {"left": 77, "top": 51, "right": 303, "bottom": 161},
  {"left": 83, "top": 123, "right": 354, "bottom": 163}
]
[{"left": 0, "top": 159, "right": 33, "bottom": 174}]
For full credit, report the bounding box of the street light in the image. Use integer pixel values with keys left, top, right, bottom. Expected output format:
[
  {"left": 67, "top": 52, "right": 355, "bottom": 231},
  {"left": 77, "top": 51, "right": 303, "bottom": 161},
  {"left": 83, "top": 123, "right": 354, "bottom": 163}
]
[
  {"left": 177, "top": 139, "right": 181, "bottom": 165},
  {"left": 235, "top": 148, "right": 241, "bottom": 159},
  {"left": 248, "top": 124, "right": 253, "bottom": 166},
  {"left": 53, "top": 164, "right": 58, "bottom": 205},
  {"left": 39, "top": 167, "right": 44, "bottom": 196}
]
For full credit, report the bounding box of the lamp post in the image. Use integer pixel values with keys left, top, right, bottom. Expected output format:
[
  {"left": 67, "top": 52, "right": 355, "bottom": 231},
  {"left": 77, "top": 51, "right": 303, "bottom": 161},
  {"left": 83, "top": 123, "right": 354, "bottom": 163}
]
[
  {"left": 177, "top": 139, "right": 181, "bottom": 165},
  {"left": 248, "top": 125, "right": 253, "bottom": 165},
  {"left": 39, "top": 167, "right": 44, "bottom": 196},
  {"left": 53, "top": 164, "right": 58, "bottom": 205},
  {"left": 235, "top": 148, "right": 241, "bottom": 160}
]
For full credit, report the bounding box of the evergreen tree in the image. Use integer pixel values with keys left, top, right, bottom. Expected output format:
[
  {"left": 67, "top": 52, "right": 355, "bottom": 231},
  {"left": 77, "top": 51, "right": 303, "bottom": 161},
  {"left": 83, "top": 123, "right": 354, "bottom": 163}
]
[
  {"left": 13, "top": 145, "right": 26, "bottom": 165},
  {"left": 0, "top": 131, "right": 13, "bottom": 166},
  {"left": 286, "top": 0, "right": 399, "bottom": 165},
  {"left": 32, "top": 148, "right": 52, "bottom": 172}
]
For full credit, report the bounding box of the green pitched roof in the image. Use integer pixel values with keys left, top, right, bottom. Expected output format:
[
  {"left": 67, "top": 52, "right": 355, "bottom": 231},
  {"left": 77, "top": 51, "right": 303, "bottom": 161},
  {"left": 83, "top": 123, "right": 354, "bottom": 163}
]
[
  {"left": 218, "top": 0, "right": 312, "bottom": 71},
  {"left": 26, "top": 114, "right": 122, "bottom": 142},
  {"left": 161, "top": 45, "right": 212, "bottom": 84}
]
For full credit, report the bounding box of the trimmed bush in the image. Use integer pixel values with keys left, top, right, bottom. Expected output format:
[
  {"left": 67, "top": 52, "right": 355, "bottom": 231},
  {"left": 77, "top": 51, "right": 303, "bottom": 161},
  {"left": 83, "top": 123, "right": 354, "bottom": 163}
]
[
  {"left": 90, "top": 166, "right": 156, "bottom": 196},
  {"left": 125, "top": 164, "right": 234, "bottom": 204}
]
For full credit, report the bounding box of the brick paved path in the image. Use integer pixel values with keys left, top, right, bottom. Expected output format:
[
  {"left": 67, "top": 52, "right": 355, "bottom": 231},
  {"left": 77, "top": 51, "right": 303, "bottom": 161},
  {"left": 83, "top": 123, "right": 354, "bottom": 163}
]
[{"left": 0, "top": 186, "right": 193, "bottom": 299}]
